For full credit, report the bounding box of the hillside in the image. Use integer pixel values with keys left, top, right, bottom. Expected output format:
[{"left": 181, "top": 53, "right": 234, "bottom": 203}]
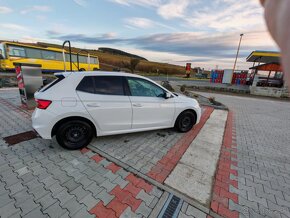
[
  {"left": 98, "top": 47, "right": 147, "bottom": 61},
  {"left": 36, "top": 42, "right": 187, "bottom": 75},
  {"left": 3, "top": 41, "right": 187, "bottom": 75}
]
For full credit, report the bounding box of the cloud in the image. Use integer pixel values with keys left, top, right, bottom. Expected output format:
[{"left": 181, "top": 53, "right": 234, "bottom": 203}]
[
  {"left": 21, "top": 5, "right": 52, "bottom": 15},
  {"left": 109, "top": 0, "right": 265, "bottom": 33},
  {"left": 157, "top": 0, "right": 191, "bottom": 20},
  {"left": 124, "top": 17, "right": 177, "bottom": 30},
  {"left": 109, "top": 0, "right": 161, "bottom": 7},
  {"left": 125, "top": 18, "right": 154, "bottom": 29},
  {"left": 73, "top": 0, "right": 88, "bottom": 7},
  {"left": 0, "top": 6, "right": 13, "bottom": 14},
  {"left": 184, "top": 1, "right": 264, "bottom": 31},
  {"left": 0, "top": 23, "right": 29, "bottom": 31},
  {"left": 48, "top": 30, "right": 277, "bottom": 60}
]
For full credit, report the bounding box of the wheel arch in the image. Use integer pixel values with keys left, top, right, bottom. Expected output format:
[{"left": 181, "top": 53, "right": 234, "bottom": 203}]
[
  {"left": 51, "top": 116, "right": 97, "bottom": 138},
  {"left": 174, "top": 109, "right": 198, "bottom": 126}
]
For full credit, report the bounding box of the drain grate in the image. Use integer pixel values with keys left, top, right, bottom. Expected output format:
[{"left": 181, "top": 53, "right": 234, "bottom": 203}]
[
  {"left": 158, "top": 194, "right": 183, "bottom": 218},
  {"left": 3, "top": 131, "right": 38, "bottom": 146}
]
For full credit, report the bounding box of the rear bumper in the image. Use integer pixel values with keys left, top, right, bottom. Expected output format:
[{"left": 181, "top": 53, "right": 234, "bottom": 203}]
[{"left": 32, "top": 109, "right": 55, "bottom": 139}]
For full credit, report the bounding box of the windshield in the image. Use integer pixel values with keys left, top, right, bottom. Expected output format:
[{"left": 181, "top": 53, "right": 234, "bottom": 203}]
[{"left": 0, "top": 44, "right": 5, "bottom": 59}]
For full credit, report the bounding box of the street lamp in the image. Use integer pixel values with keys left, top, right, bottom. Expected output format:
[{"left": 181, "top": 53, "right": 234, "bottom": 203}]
[{"left": 232, "top": 33, "right": 244, "bottom": 74}]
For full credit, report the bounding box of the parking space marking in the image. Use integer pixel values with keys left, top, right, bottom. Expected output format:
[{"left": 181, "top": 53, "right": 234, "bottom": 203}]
[
  {"left": 147, "top": 106, "right": 214, "bottom": 183},
  {"left": 165, "top": 109, "right": 228, "bottom": 206}
]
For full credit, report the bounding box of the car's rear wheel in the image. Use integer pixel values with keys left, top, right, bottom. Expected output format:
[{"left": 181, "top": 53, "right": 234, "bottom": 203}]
[
  {"left": 56, "top": 120, "right": 93, "bottom": 150},
  {"left": 175, "top": 111, "right": 196, "bottom": 133}
]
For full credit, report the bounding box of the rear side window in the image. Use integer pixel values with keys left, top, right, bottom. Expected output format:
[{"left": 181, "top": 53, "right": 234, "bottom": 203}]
[
  {"left": 76, "top": 76, "right": 125, "bottom": 95},
  {"left": 40, "top": 75, "right": 65, "bottom": 92},
  {"left": 95, "top": 76, "right": 124, "bottom": 95},
  {"left": 76, "top": 76, "right": 95, "bottom": 94}
]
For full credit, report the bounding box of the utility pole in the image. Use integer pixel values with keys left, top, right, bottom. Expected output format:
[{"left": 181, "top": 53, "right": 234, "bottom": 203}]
[{"left": 232, "top": 34, "right": 244, "bottom": 74}]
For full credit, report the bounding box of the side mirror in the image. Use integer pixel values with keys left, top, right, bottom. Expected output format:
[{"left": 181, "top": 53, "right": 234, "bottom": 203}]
[{"left": 164, "top": 92, "right": 172, "bottom": 99}]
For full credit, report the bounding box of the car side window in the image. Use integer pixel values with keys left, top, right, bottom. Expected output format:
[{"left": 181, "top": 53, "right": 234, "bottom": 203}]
[
  {"left": 94, "top": 76, "right": 125, "bottom": 96},
  {"left": 127, "top": 77, "right": 165, "bottom": 97},
  {"left": 76, "top": 76, "right": 95, "bottom": 94}
]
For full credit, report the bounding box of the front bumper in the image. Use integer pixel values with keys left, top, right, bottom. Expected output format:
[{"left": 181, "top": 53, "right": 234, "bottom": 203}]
[{"left": 196, "top": 105, "right": 202, "bottom": 124}]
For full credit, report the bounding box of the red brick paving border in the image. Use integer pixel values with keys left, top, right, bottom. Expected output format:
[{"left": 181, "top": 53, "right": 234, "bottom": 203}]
[
  {"left": 146, "top": 106, "right": 215, "bottom": 183},
  {"left": 89, "top": 201, "right": 117, "bottom": 218},
  {"left": 81, "top": 148, "right": 154, "bottom": 218},
  {"left": 210, "top": 111, "right": 239, "bottom": 218},
  {"left": 106, "top": 163, "right": 122, "bottom": 174}
]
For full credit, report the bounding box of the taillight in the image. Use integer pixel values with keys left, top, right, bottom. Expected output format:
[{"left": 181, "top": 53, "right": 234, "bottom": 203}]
[{"left": 36, "top": 99, "right": 52, "bottom": 109}]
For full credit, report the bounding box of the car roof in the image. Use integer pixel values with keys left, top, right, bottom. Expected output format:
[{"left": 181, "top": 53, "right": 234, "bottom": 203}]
[{"left": 55, "top": 71, "right": 146, "bottom": 79}]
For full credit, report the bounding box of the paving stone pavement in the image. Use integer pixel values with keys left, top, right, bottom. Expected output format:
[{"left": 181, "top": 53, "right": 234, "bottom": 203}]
[
  {"left": 196, "top": 92, "right": 290, "bottom": 218},
  {"left": 0, "top": 89, "right": 208, "bottom": 218},
  {"left": 90, "top": 127, "right": 185, "bottom": 176},
  {"left": 89, "top": 107, "right": 207, "bottom": 182}
]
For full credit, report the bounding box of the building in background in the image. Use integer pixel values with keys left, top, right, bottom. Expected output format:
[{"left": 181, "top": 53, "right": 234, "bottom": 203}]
[{"left": 246, "top": 50, "right": 288, "bottom": 98}]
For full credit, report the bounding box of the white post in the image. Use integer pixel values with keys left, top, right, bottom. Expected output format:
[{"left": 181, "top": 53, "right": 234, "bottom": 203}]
[
  {"left": 233, "top": 34, "right": 244, "bottom": 74},
  {"left": 88, "top": 54, "right": 91, "bottom": 71},
  {"left": 62, "top": 50, "right": 66, "bottom": 72}
]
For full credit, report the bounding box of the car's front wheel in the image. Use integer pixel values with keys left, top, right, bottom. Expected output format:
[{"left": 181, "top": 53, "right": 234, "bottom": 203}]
[
  {"left": 56, "top": 120, "right": 93, "bottom": 150},
  {"left": 175, "top": 111, "right": 196, "bottom": 133}
]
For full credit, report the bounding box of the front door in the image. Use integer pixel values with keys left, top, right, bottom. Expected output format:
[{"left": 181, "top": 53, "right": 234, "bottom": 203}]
[
  {"left": 77, "top": 76, "right": 132, "bottom": 132},
  {"left": 126, "top": 77, "right": 175, "bottom": 129}
]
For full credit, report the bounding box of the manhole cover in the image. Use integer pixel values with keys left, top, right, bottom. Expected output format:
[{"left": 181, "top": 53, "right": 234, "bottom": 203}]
[{"left": 3, "top": 131, "right": 38, "bottom": 146}]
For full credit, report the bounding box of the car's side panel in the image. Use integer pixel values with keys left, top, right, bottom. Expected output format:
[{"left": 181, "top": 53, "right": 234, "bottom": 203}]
[
  {"left": 129, "top": 96, "right": 175, "bottom": 129},
  {"left": 77, "top": 91, "right": 133, "bottom": 132}
]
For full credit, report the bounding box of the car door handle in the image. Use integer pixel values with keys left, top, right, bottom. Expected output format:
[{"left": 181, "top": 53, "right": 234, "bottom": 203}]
[
  {"left": 87, "top": 103, "right": 100, "bottom": 108},
  {"left": 133, "top": 103, "right": 142, "bottom": 107}
]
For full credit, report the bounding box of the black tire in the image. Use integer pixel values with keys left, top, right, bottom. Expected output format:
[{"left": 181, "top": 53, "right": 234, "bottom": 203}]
[
  {"left": 175, "top": 111, "right": 196, "bottom": 133},
  {"left": 79, "top": 68, "right": 86, "bottom": 71},
  {"left": 56, "top": 120, "right": 93, "bottom": 150}
]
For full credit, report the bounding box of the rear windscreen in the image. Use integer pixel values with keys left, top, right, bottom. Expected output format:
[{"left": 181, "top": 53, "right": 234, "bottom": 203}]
[{"left": 40, "top": 75, "right": 65, "bottom": 92}]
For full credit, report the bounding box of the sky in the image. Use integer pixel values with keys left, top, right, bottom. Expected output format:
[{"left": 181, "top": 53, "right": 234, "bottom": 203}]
[{"left": 0, "top": 0, "right": 279, "bottom": 70}]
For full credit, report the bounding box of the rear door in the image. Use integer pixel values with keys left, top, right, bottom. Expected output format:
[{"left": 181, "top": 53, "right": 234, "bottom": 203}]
[
  {"left": 76, "top": 76, "right": 132, "bottom": 132},
  {"left": 126, "top": 77, "right": 175, "bottom": 129}
]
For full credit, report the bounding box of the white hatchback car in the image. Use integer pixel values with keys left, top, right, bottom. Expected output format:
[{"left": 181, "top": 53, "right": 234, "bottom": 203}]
[{"left": 32, "top": 71, "right": 201, "bottom": 150}]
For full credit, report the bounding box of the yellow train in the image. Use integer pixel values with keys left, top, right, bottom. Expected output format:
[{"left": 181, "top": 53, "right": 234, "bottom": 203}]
[{"left": 0, "top": 41, "right": 99, "bottom": 73}]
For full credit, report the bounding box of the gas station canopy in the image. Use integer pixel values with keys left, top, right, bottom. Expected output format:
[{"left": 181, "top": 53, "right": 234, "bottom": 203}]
[
  {"left": 250, "top": 63, "right": 283, "bottom": 72},
  {"left": 246, "top": 51, "right": 281, "bottom": 64}
]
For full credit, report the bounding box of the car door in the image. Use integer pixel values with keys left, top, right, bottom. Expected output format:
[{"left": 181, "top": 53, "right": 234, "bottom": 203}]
[
  {"left": 76, "top": 76, "right": 132, "bottom": 132},
  {"left": 126, "top": 77, "right": 175, "bottom": 129}
]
